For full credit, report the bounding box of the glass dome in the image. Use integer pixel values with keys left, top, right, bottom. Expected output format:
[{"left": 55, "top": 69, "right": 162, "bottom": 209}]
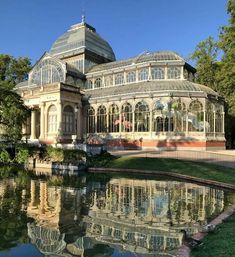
[{"left": 50, "top": 21, "right": 116, "bottom": 62}]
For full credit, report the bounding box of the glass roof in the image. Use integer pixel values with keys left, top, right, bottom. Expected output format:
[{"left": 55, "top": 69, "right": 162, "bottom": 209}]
[{"left": 50, "top": 22, "right": 116, "bottom": 61}]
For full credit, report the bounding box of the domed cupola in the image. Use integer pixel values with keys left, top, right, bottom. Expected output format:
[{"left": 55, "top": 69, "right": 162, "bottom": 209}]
[{"left": 49, "top": 16, "right": 116, "bottom": 73}]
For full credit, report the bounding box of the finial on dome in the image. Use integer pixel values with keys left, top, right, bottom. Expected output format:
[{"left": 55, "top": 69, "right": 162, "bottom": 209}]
[{"left": 82, "top": 15, "right": 85, "bottom": 24}]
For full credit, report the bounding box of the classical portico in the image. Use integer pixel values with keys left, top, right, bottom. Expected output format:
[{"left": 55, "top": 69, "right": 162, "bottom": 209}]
[{"left": 19, "top": 80, "right": 84, "bottom": 144}]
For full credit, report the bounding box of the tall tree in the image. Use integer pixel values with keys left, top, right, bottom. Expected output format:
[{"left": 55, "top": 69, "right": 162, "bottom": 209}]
[
  {"left": 189, "top": 36, "right": 219, "bottom": 91},
  {"left": 190, "top": 1, "right": 235, "bottom": 148},
  {"left": 0, "top": 54, "right": 31, "bottom": 86},
  {"left": 0, "top": 55, "right": 31, "bottom": 142},
  {"left": 216, "top": 0, "right": 235, "bottom": 147}
]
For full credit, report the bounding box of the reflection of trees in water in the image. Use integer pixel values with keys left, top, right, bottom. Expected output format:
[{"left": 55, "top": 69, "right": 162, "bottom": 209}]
[{"left": 0, "top": 178, "right": 32, "bottom": 251}]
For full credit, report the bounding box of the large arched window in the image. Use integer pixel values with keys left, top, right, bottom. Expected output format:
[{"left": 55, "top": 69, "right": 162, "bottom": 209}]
[
  {"left": 138, "top": 68, "right": 149, "bottom": 81},
  {"left": 87, "top": 107, "right": 95, "bottom": 133},
  {"left": 188, "top": 100, "right": 203, "bottom": 132},
  {"left": 104, "top": 75, "right": 113, "bottom": 87},
  {"left": 126, "top": 71, "right": 136, "bottom": 83},
  {"left": 151, "top": 67, "right": 164, "bottom": 80},
  {"left": 94, "top": 78, "right": 102, "bottom": 88},
  {"left": 215, "top": 110, "right": 222, "bottom": 133},
  {"left": 97, "top": 105, "right": 107, "bottom": 133},
  {"left": 167, "top": 67, "right": 181, "bottom": 79},
  {"left": 115, "top": 73, "right": 124, "bottom": 85},
  {"left": 63, "top": 105, "right": 74, "bottom": 134},
  {"left": 171, "top": 100, "right": 186, "bottom": 132},
  {"left": 109, "top": 104, "right": 119, "bottom": 132},
  {"left": 135, "top": 101, "right": 150, "bottom": 132},
  {"left": 206, "top": 102, "right": 214, "bottom": 133},
  {"left": 30, "top": 59, "right": 64, "bottom": 85},
  {"left": 86, "top": 79, "right": 93, "bottom": 89},
  {"left": 121, "top": 103, "right": 133, "bottom": 132},
  {"left": 48, "top": 105, "right": 57, "bottom": 133}
]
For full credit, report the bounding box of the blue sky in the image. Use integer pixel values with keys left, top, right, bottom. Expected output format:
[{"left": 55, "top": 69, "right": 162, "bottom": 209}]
[{"left": 0, "top": 0, "right": 228, "bottom": 65}]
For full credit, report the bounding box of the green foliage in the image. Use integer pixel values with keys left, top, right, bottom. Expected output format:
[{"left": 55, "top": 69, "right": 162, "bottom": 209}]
[
  {"left": 45, "top": 146, "right": 64, "bottom": 162},
  {"left": 87, "top": 152, "right": 116, "bottom": 167},
  {"left": 190, "top": 1, "right": 235, "bottom": 147},
  {"left": 0, "top": 54, "right": 31, "bottom": 143},
  {"left": 190, "top": 36, "right": 219, "bottom": 90},
  {"left": 43, "top": 146, "right": 87, "bottom": 163},
  {"left": 63, "top": 149, "right": 87, "bottom": 163},
  {"left": 191, "top": 212, "right": 235, "bottom": 257},
  {"left": 15, "top": 147, "right": 29, "bottom": 164},
  {"left": 0, "top": 54, "right": 31, "bottom": 85},
  {"left": 0, "top": 149, "right": 11, "bottom": 163}
]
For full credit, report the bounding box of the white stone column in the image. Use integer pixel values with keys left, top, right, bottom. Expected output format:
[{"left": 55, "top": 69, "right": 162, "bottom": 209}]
[
  {"left": 30, "top": 109, "right": 36, "bottom": 140},
  {"left": 39, "top": 103, "right": 45, "bottom": 139},
  {"left": 56, "top": 101, "right": 62, "bottom": 137},
  {"left": 132, "top": 110, "right": 135, "bottom": 133},
  {"left": 203, "top": 110, "right": 206, "bottom": 135},
  {"left": 186, "top": 111, "right": 189, "bottom": 137},
  {"left": 150, "top": 108, "right": 153, "bottom": 137}
]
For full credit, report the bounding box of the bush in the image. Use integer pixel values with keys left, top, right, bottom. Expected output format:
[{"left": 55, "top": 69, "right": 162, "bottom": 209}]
[
  {"left": 63, "top": 149, "right": 87, "bottom": 163},
  {"left": 45, "top": 146, "right": 64, "bottom": 162},
  {"left": 87, "top": 151, "right": 116, "bottom": 167},
  {"left": 0, "top": 149, "right": 11, "bottom": 163},
  {"left": 15, "top": 147, "right": 29, "bottom": 164}
]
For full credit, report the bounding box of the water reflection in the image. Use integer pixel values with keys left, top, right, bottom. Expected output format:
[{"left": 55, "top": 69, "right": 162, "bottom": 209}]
[{"left": 0, "top": 174, "right": 234, "bottom": 257}]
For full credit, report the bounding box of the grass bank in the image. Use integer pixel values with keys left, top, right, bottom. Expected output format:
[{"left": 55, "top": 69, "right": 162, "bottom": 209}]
[
  {"left": 191, "top": 212, "right": 235, "bottom": 257},
  {"left": 103, "top": 156, "right": 235, "bottom": 185}
]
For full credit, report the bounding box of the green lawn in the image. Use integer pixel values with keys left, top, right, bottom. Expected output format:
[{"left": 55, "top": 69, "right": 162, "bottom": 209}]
[
  {"left": 191, "top": 213, "right": 235, "bottom": 257},
  {"left": 104, "top": 156, "right": 235, "bottom": 185}
]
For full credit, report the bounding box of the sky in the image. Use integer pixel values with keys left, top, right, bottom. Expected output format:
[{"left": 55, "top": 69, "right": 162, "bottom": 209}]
[{"left": 0, "top": 0, "right": 228, "bottom": 65}]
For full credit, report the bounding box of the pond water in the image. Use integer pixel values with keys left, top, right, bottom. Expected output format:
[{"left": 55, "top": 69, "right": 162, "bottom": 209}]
[{"left": 0, "top": 170, "right": 235, "bottom": 257}]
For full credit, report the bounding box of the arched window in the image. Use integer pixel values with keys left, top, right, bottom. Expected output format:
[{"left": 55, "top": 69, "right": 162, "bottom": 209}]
[
  {"left": 126, "top": 71, "right": 136, "bottom": 83},
  {"left": 121, "top": 103, "right": 133, "bottom": 132},
  {"left": 30, "top": 59, "right": 64, "bottom": 85},
  {"left": 109, "top": 104, "right": 119, "bottom": 132},
  {"left": 94, "top": 78, "right": 102, "bottom": 88},
  {"left": 138, "top": 68, "right": 149, "bottom": 81},
  {"left": 188, "top": 100, "right": 203, "bottom": 132},
  {"left": 104, "top": 75, "right": 113, "bottom": 87},
  {"left": 215, "top": 110, "right": 222, "bottom": 133},
  {"left": 86, "top": 80, "right": 93, "bottom": 89},
  {"left": 206, "top": 102, "right": 214, "bottom": 133},
  {"left": 167, "top": 67, "right": 181, "bottom": 79},
  {"left": 135, "top": 101, "right": 150, "bottom": 132},
  {"left": 151, "top": 67, "right": 164, "bottom": 80},
  {"left": 155, "top": 117, "right": 164, "bottom": 132},
  {"left": 63, "top": 105, "right": 74, "bottom": 134},
  {"left": 87, "top": 107, "right": 95, "bottom": 133},
  {"left": 171, "top": 100, "right": 186, "bottom": 132},
  {"left": 48, "top": 105, "right": 57, "bottom": 133},
  {"left": 115, "top": 73, "right": 124, "bottom": 85},
  {"left": 97, "top": 105, "right": 107, "bottom": 133}
]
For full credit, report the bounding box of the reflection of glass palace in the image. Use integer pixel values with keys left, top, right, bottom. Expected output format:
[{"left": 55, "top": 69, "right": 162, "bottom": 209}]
[
  {"left": 16, "top": 17, "right": 225, "bottom": 150},
  {"left": 24, "top": 178, "right": 225, "bottom": 256}
]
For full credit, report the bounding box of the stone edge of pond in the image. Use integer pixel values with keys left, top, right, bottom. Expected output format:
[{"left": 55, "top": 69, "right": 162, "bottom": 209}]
[
  {"left": 89, "top": 167, "right": 235, "bottom": 257},
  {"left": 88, "top": 167, "right": 235, "bottom": 191}
]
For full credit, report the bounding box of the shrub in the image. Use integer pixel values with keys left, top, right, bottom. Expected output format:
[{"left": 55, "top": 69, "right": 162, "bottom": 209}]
[
  {"left": 0, "top": 149, "right": 11, "bottom": 163},
  {"left": 45, "top": 146, "right": 64, "bottom": 162},
  {"left": 63, "top": 149, "right": 87, "bottom": 163},
  {"left": 15, "top": 147, "right": 29, "bottom": 164}
]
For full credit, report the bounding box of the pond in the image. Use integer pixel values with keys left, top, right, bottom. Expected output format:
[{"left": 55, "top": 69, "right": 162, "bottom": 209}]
[{"left": 0, "top": 170, "right": 235, "bottom": 257}]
